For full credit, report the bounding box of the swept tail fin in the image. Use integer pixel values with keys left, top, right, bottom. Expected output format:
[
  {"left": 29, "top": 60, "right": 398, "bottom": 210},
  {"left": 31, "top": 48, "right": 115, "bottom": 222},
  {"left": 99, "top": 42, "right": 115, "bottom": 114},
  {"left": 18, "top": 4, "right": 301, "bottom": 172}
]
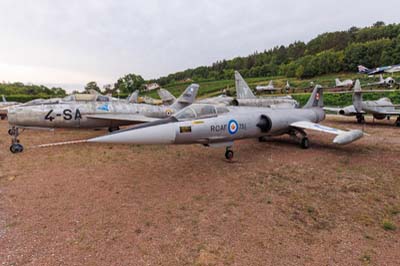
[
  {"left": 358, "top": 65, "right": 370, "bottom": 74},
  {"left": 2, "top": 95, "right": 6, "bottom": 103},
  {"left": 303, "top": 85, "right": 323, "bottom": 109},
  {"left": 157, "top": 89, "right": 176, "bottom": 105},
  {"left": 352, "top": 80, "right": 363, "bottom": 112},
  {"left": 127, "top": 90, "right": 139, "bottom": 103},
  {"left": 335, "top": 78, "right": 341, "bottom": 87},
  {"left": 234, "top": 71, "right": 255, "bottom": 99},
  {"left": 170, "top": 84, "right": 199, "bottom": 110}
]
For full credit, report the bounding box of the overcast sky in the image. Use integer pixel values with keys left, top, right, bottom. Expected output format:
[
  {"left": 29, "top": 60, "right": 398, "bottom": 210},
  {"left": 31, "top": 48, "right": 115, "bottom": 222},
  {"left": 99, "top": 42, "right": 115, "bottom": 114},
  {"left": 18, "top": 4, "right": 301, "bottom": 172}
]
[{"left": 0, "top": 0, "right": 399, "bottom": 91}]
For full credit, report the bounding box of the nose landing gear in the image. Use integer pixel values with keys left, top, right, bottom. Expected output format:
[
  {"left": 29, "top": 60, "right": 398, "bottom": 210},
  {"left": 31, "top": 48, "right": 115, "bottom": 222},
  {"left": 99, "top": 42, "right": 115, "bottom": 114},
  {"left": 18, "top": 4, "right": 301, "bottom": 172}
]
[
  {"left": 396, "top": 116, "right": 400, "bottom": 127},
  {"left": 9, "top": 127, "right": 24, "bottom": 154},
  {"left": 225, "top": 147, "right": 234, "bottom": 160}
]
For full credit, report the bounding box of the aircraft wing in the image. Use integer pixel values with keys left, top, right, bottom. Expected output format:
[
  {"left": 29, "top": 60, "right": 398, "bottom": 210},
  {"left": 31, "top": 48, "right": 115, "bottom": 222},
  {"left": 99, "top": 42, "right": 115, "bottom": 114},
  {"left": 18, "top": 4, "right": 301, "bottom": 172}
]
[
  {"left": 323, "top": 107, "right": 342, "bottom": 113},
  {"left": 86, "top": 114, "right": 159, "bottom": 123},
  {"left": 290, "top": 121, "right": 364, "bottom": 145}
]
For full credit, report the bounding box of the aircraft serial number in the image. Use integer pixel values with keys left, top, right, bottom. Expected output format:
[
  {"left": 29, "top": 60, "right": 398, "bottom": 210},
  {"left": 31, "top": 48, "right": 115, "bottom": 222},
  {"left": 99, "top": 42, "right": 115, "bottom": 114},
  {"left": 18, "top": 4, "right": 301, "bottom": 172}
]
[
  {"left": 45, "top": 109, "right": 82, "bottom": 121},
  {"left": 210, "top": 123, "right": 246, "bottom": 132}
]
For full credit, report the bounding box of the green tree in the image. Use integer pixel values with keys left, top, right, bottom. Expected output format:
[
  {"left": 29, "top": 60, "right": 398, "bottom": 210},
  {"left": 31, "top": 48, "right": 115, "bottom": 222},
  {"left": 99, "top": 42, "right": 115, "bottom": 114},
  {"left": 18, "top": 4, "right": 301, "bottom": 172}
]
[
  {"left": 84, "top": 81, "right": 101, "bottom": 93},
  {"left": 114, "top": 73, "right": 145, "bottom": 93}
]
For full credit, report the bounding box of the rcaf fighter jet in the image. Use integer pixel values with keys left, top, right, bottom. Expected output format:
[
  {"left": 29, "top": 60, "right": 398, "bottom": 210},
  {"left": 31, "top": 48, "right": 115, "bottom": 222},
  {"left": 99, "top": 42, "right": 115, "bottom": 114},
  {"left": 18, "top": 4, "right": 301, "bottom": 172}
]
[
  {"left": 8, "top": 84, "right": 199, "bottom": 153},
  {"left": 53, "top": 85, "right": 364, "bottom": 160}
]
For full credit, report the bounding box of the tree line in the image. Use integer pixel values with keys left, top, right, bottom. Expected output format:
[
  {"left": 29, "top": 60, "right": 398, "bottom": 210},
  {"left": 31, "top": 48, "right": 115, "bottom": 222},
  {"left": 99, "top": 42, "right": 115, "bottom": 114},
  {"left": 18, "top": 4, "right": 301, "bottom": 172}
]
[{"left": 145, "top": 21, "right": 400, "bottom": 86}]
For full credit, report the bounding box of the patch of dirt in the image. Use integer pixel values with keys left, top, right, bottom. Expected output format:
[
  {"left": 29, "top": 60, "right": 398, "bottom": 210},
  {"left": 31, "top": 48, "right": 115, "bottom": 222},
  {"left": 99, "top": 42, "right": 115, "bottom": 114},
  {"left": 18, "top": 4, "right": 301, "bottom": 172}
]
[{"left": 0, "top": 116, "right": 399, "bottom": 265}]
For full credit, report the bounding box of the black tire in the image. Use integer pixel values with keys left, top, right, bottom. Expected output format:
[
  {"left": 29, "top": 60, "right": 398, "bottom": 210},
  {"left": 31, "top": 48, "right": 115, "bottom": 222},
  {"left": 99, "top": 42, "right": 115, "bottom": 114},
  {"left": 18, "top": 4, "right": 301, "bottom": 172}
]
[
  {"left": 10, "top": 144, "right": 23, "bottom": 153},
  {"left": 8, "top": 129, "right": 14, "bottom": 136},
  {"left": 17, "top": 144, "right": 24, "bottom": 153},
  {"left": 258, "top": 137, "right": 267, "bottom": 142},
  {"left": 300, "top": 137, "right": 309, "bottom": 149},
  {"left": 396, "top": 121, "right": 400, "bottom": 127},
  {"left": 225, "top": 150, "right": 234, "bottom": 160}
]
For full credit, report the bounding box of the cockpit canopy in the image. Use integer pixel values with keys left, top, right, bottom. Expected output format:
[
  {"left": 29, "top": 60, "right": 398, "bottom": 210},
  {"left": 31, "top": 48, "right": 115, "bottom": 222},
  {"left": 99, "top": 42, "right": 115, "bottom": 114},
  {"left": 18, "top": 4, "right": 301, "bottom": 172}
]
[
  {"left": 62, "top": 94, "right": 111, "bottom": 102},
  {"left": 174, "top": 104, "right": 229, "bottom": 121}
]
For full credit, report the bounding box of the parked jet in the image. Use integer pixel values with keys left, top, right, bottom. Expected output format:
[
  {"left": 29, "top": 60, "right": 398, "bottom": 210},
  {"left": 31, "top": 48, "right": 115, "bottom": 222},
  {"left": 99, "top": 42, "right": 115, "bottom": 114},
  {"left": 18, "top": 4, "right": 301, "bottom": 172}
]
[
  {"left": 8, "top": 84, "right": 199, "bottom": 153},
  {"left": 324, "top": 80, "right": 400, "bottom": 126},
  {"left": 367, "top": 74, "right": 396, "bottom": 87},
  {"left": 195, "top": 72, "right": 299, "bottom": 108},
  {"left": 256, "top": 80, "right": 279, "bottom": 93},
  {"left": 232, "top": 71, "right": 299, "bottom": 108},
  {"left": 48, "top": 85, "right": 364, "bottom": 160},
  {"left": 335, "top": 78, "right": 353, "bottom": 88},
  {"left": 358, "top": 64, "right": 400, "bottom": 75}
]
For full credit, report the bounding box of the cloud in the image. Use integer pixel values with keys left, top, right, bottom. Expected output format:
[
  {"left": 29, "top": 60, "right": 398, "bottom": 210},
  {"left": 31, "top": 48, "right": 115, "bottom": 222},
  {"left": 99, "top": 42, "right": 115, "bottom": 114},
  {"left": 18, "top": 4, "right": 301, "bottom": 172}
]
[{"left": 0, "top": 0, "right": 399, "bottom": 87}]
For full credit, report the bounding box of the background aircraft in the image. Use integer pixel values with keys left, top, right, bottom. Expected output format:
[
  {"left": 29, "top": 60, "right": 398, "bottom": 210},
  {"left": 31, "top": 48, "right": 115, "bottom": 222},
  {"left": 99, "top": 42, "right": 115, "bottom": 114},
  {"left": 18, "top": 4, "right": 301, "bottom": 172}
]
[
  {"left": 48, "top": 85, "right": 364, "bottom": 160},
  {"left": 232, "top": 71, "right": 299, "bottom": 108},
  {"left": 335, "top": 78, "right": 353, "bottom": 87},
  {"left": 367, "top": 74, "right": 396, "bottom": 87},
  {"left": 8, "top": 84, "right": 199, "bottom": 153},
  {"left": 324, "top": 80, "right": 400, "bottom": 126},
  {"left": 256, "top": 80, "right": 279, "bottom": 93},
  {"left": 358, "top": 64, "right": 400, "bottom": 75}
]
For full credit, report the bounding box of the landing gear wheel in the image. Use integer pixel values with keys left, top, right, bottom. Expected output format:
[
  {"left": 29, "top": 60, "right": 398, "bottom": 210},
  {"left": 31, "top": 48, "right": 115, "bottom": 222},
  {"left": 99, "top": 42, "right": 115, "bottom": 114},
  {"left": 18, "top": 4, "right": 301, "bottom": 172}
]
[
  {"left": 8, "top": 128, "right": 15, "bottom": 136},
  {"left": 225, "top": 150, "right": 234, "bottom": 160},
  {"left": 300, "top": 137, "right": 309, "bottom": 149},
  {"left": 10, "top": 143, "right": 23, "bottom": 154},
  {"left": 356, "top": 115, "right": 365, "bottom": 124},
  {"left": 396, "top": 117, "right": 400, "bottom": 127}
]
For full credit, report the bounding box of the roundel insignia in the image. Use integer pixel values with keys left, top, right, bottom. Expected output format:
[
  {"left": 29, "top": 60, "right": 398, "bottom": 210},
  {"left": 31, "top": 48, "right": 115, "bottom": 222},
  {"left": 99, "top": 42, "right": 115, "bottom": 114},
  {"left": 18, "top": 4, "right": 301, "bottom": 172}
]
[
  {"left": 228, "top": 119, "right": 239, "bottom": 135},
  {"left": 165, "top": 109, "right": 173, "bottom": 116},
  {"left": 316, "top": 92, "right": 320, "bottom": 101}
]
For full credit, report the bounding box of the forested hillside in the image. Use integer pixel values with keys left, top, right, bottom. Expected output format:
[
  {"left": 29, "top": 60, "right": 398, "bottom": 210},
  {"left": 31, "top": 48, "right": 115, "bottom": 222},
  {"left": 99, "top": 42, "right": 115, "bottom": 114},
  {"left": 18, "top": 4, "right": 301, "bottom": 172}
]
[{"left": 149, "top": 21, "right": 400, "bottom": 86}]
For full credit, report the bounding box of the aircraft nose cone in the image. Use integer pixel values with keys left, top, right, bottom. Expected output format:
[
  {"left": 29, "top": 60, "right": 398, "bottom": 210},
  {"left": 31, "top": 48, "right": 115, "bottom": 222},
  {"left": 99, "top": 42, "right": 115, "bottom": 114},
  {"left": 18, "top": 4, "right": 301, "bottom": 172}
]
[{"left": 88, "top": 123, "right": 176, "bottom": 145}]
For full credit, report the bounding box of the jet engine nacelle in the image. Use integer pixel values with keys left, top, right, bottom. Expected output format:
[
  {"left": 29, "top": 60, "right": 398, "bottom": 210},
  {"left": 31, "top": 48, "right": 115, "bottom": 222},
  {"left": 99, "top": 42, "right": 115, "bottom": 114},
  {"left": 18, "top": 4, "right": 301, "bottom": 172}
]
[
  {"left": 257, "top": 115, "right": 272, "bottom": 133},
  {"left": 373, "top": 114, "right": 386, "bottom": 120}
]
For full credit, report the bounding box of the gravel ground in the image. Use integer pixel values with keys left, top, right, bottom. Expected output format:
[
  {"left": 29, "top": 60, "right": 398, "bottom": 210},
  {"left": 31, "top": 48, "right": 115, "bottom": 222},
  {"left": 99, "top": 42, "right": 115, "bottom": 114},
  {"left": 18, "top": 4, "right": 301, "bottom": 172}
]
[{"left": 0, "top": 116, "right": 399, "bottom": 266}]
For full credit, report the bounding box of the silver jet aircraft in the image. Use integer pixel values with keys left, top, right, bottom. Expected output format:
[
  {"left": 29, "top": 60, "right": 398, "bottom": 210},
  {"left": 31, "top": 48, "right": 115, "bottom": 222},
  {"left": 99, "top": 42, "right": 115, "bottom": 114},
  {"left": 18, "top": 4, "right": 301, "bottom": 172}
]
[
  {"left": 324, "top": 80, "right": 400, "bottom": 126},
  {"left": 78, "top": 85, "right": 364, "bottom": 160},
  {"left": 256, "top": 80, "right": 278, "bottom": 93},
  {"left": 335, "top": 78, "right": 353, "bottom": 88},
  {"left": 367, "top": 74, "right": 396, "bottom": 87},
  {"left": 232, "top": 71, "right": 299, "bottom": 108},
  {"left": 8, "top": 84, "right": 199, "bottom": 153}
]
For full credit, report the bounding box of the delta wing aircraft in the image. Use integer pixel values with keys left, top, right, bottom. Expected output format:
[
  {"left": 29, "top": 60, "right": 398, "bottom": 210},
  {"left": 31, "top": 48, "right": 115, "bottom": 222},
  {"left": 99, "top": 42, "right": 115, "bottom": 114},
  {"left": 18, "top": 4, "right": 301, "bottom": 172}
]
[
  {"left": 324, "top": 80, "right": 400, "bottom": 126},
  {"left": 51, "top": 85, "right": 364, "bottom": 160},
  {"left": 335, "top": 78, "right": 353, "bottom": 88},
  {"left": 8, "top": 84, "right": 199, "bottom": 153},
  {"left": 232, "top": 71, "right": 299, "bottom": 108}
]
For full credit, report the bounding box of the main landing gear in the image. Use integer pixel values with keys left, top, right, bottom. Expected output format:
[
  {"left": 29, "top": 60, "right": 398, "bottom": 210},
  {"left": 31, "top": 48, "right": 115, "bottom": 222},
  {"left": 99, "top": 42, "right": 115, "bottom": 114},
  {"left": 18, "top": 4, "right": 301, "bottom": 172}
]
[
  {"left": 289, "top": 129, "right": 310, "bottom": 149},
  {"left": 225, "top": 147, "right": 234, "bottom": 160},
  {"left": 396, "top": 116, "right": 400, "bottom": 127},
  {"left": 356, "top": 114, "right": 365, "bottom": 124},
  {"left": 9, "top": 127, "right": 24, "bottom": 154}
]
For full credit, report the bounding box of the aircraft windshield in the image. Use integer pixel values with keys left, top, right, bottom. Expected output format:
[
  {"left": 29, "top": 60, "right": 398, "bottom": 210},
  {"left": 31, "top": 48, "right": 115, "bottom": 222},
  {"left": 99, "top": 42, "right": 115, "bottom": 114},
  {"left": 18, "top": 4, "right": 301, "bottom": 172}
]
[
  {"left": 174, "top": 104, "right": 229, "bottom": 121},
  {"left": 62, "top": 95, "right": 76, "bottom": 101}
]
